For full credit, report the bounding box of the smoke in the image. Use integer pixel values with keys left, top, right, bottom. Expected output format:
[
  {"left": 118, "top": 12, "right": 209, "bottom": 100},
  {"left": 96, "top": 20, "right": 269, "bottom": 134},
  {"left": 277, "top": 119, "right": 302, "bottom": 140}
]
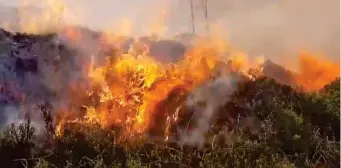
[
  {"left": 0, "top": 28, "right": 79, "bottom": 130},
  {"left": 81, "top": 0, "right": 339, "bottom": 70},
  {"left": 205, "top": 0, "right": 339, "bottom": 67},
  {"left": 0, "top": 104, "right": 45, "bottom": 135},
  {"left": 150, "top": 0, "right": 340, "bottom": 69},
  {"left": 0, "top": 105, "right": 21, "bottom": 129},
  {"left": 2, "top": 0, "right": 338, "bottom": 64},
  {"left": 179, "top": 74, "right": 240, "bottom": 148}
]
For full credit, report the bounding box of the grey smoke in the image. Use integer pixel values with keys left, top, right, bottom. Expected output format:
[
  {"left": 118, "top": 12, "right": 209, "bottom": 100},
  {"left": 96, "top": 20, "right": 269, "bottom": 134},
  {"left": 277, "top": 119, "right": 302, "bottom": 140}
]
[
  {"left": 170, "top": 0, "right": 339, "bottom": 64},
  {"left": 179, "top": 75, "right": 239, "bottom": 148},
  {"left": 0, "top": 105, "right": 20, "bottom": 128},
  {"left": 0, "top": 104, "right": 44, "bottom": 134}
]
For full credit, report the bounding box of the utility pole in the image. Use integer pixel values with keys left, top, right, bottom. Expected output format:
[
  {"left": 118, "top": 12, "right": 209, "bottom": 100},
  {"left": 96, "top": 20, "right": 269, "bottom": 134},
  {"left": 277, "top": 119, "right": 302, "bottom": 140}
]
[
  {"left": 201, "top": 0, "right": 209, "bottom": 35},
  {"left": 190, "top": 0, "right": 196, "bottom": 35}
]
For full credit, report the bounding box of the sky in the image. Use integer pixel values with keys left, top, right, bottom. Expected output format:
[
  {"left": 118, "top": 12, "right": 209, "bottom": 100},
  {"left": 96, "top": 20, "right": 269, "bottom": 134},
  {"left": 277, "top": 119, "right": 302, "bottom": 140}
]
[{"left": 0, "top": 0, "right": 339, "bottom": 64}]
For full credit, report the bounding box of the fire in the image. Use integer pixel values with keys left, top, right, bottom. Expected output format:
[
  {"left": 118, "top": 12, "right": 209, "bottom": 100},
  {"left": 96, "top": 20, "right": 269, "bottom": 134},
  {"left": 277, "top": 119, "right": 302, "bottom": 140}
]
[
  {"left": 55, "top": 35, "right": 240, "bottom": 139},
  {"left": 0, "top": 0, "right": 337, "bottom": 147},
  {"left": 294, "top": 53, "right": 340, "bottom": 91},
  {"left": 55, "top": 31, "right": 340, "bottom": 140},
  {"left": 53, "top": 26, "right": 339, "bottom": 141}
]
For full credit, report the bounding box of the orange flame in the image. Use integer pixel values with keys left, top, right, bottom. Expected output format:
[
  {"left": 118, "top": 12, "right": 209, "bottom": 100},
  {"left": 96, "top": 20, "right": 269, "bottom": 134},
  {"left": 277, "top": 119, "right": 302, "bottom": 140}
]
[{"left": 294, "top": 53, "right": 340, "bottom": 91}]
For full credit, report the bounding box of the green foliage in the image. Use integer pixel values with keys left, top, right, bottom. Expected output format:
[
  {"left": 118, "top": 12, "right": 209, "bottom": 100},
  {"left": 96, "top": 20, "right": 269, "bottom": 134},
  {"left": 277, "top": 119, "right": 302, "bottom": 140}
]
[{"left": 322, "top": 79, "right": 340, "bottom": 118}]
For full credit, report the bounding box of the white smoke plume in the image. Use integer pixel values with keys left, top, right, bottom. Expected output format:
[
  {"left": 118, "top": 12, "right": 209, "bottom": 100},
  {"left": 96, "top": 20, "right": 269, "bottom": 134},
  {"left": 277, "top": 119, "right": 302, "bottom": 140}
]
[{"left": 179, "top": 74, "right": 239, "bottom": 148}]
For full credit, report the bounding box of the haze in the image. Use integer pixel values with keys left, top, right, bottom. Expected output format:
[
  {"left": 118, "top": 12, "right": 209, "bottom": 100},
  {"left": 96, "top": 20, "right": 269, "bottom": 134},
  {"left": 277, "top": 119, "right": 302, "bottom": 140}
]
[{"left": 0, "top": 0, "right": 339, "bottom": 66}]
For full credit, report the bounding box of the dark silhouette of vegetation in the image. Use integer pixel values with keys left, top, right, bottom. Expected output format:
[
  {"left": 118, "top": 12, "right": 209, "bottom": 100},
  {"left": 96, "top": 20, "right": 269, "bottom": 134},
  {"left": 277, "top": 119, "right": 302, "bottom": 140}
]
[{"left": 0, "top": 77, "right": 339, "bottom": 168}]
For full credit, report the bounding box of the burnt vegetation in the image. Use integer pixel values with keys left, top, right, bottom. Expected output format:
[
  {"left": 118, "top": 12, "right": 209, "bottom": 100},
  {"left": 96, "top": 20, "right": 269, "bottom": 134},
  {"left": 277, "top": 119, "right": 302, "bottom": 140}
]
[{"left": 0, "top": 28, "right": 339, "bottom": 168}]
